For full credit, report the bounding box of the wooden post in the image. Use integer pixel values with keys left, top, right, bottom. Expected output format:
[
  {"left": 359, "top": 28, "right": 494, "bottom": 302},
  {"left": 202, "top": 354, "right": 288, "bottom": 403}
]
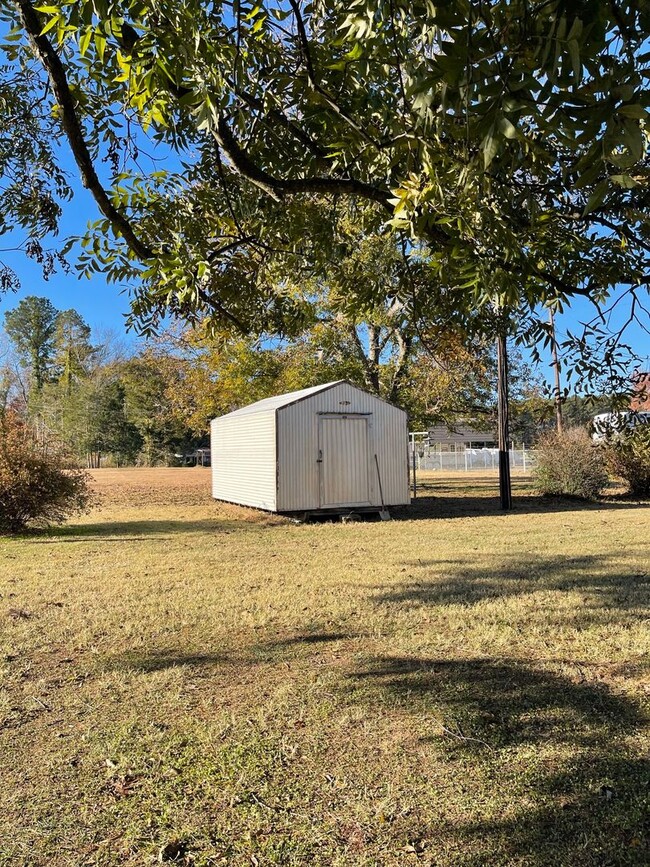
[
  {"left": 549, "top": 308, "right": 563, "bottom": 433},
  {"left": 411, "top": 445, "right": 417, "bottom": 499},
  {"left": 497, "top": 332, "right": 513, "bottom": 510}
]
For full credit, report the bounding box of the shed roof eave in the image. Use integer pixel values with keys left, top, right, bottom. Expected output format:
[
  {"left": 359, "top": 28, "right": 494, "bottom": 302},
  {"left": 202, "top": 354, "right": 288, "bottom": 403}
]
[{"left": 211, "top": 381, "right": 345, "bottom": 421}]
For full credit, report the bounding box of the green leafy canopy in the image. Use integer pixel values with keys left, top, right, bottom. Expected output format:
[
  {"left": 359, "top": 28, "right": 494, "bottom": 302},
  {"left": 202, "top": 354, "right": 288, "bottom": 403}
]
[{"left": 0, "top": 1, "right": 649, "bottom": 351}]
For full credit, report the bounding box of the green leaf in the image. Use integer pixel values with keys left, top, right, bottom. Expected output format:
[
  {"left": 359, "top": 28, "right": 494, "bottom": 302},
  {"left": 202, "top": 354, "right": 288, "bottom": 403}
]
[
  {"left": 94, "top": 32, "right": 106, "bottom": 62},
  {"left": 250, "top": 15, "right": 266, "bottom": 34},
  {"left": 567, "top": 39, "right": 581, "bottom": 82},
  {"left": 482, "top": 128, "right": 499, "bottom": 168},
  {"left": 497, "top": 116, "right": 517, "bottom": 139},
  {"left": 39, "top": 15, "right": 60, "bottom": 36},
  {"left": 617, "top": 104, "right": 648, "bottom": 119},
  {"left": 344, "top": 42, "right": 364, "bottom": 61},
  {"left": 582, "top": 181, "right": 608, "bottom": 216},
  {"left": 610, "top": 174, "right": 638, "bottom": 189},
  {"left": 245, "top": 4, "right": 262, "bottom": 21}
]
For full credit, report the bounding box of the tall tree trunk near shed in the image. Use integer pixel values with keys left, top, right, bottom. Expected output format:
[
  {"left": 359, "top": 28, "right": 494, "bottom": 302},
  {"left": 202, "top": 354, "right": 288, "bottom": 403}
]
[
  {"left": 366, "top": 324, "right": 381, "bottom": 394},
  {"left": 349, "top": 323, "right": 381, "bottom": 394},
  {"left": 497, "top": 332, "right": 512, "bottom": 510},
  {"left": 387, "top": 330, "right": 412, "bottom": 404},
  {"left": 549, "top": 308, "right": 564, "bottom": 433}
]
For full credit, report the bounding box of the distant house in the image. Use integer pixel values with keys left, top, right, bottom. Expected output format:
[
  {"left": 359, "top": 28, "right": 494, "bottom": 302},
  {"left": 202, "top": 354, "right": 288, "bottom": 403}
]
[
  {"left": 592, "top": 411, "right": 650, "bottom": 440},
  {"left": 427, "top": 423, "right": 495, "bottom": 451},
  {"left": 631, "top": 371, "right": 650, "bottom": 411},
  {"left": 591, "top": 370, "right": 650, "bottom": 439},
  {"left": 174, "top": 448, "right": 211, "bottom": 467}
]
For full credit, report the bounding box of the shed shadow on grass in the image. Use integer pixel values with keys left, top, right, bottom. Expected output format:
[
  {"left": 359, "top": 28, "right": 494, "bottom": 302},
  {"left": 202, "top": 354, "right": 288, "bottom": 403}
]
[
  {"left": 375, "top": 551, "right": 649, "bottom": 616},
  {"left": 347, "top": 656, "right": 650, "bottom": 865}
]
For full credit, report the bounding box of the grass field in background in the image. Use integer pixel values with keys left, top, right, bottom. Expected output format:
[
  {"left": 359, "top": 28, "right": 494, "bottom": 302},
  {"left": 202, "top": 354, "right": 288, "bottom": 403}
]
[{"left": 1, "top": 469, "right": 648, "bottom": 866}]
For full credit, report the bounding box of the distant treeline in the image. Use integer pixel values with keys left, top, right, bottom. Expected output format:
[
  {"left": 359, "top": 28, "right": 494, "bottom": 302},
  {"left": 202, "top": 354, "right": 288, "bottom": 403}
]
[{"left": 1, "top": 296, "right": 612, "bottom": 468}]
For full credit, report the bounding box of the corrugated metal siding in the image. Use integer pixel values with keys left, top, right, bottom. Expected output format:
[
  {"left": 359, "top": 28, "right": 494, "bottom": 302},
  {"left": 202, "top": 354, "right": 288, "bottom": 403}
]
[
  {"left": 211, "top": 411, "right": 277, "bottom": 510},
  {"left": 277, "top": 383, "right": 409, "bottom": 511}
]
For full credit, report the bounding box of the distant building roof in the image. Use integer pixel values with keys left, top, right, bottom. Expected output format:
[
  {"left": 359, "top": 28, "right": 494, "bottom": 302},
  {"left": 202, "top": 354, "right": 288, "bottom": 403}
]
[{"left": 428, "top": 423, "right": 494, "bottom": 444}]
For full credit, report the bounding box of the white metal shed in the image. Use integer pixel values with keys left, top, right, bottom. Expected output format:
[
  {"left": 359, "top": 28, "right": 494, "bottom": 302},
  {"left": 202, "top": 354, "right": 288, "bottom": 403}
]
[{"left": 210, "top": 381, "right": 410, "bottom": 514}]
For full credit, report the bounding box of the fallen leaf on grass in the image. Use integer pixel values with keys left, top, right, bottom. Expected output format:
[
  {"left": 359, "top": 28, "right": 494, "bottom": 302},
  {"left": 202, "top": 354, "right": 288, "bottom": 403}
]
[
  {"left": 107, "top": 773, "right": 139, "bottom": 799},
  {"left": 404, "top": 839, "right": 427, "bottom": 855}
]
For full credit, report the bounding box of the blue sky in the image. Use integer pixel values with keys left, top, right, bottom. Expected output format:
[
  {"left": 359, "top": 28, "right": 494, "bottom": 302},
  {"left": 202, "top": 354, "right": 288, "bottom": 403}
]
[{"left": 0, "top": 174, "right": 137, "bottom": 341}]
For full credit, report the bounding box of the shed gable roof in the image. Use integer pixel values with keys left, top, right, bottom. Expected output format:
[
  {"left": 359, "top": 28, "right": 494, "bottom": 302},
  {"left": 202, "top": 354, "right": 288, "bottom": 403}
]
[{"left": 213, "top": 381, "right": 345, "bottom": 420}]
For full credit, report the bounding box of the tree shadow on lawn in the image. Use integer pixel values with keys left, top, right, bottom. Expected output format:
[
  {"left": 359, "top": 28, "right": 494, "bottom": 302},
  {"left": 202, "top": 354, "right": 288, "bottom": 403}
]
[
  {"left": 92, "top": 632, "right": 649, "bottom": 862},
  {"left": 392, "top": 491, "right": 650, "bottom": 521},
  {"left": 375, "top": 551, "right": 649, "bottom": 615},
  {"left": 270, "top": 631, "right": 355, "bottom": 646},
  {"left": 347, "top": 656, "right": 650, "bottom": 865},
  {"left": 102, "top": 630, "right": 356, "bottom": 677},
  {"left": 24, "top": 517, "right": 270, "bottom": 542},
  {"left": 104, "top": 649, "right": 236, "bottom": 673}
]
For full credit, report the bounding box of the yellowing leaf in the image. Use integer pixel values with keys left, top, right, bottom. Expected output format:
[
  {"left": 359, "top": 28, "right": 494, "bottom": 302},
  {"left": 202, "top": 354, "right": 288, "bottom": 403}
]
[
  {"left": 498, "top": 116, "right": 517, "bottom": 139},
  {"left": 79, "top": 28, "right": 92, "bottom": 57},
  {"left": 94, "top": 32, "right": 106, "bottom": 62}
]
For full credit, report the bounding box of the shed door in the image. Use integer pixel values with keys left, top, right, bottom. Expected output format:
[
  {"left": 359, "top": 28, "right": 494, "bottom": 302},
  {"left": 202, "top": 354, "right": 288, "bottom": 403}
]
[{"left": 319, "top": 416, "right": 371, "bottom": 508}]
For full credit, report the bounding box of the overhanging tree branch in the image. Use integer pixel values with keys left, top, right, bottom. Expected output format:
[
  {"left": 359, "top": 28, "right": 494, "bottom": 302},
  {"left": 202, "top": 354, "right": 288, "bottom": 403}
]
[
  {"left": 15, "top": 0, "right": 155, "bottom": 262},
  {"left": 287, "top": 0, "right": 383, "bottom": 149},
  {"left": 213, "top": 115, "right": 392, "bottom": 207},
  {"left": 16, "top": 0, "right": 248, "bottom": 331},
  {"left": 228, "top": 81, "right": 327, "bottom": 160}
]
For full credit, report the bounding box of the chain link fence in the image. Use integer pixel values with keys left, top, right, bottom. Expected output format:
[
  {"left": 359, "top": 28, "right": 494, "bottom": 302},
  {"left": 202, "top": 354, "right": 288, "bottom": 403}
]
[
  {"left": 409, "top": 436, "right": 535, "bottom": 473},
  {"left": 411, "top": 445, "right": 534, "bottom": 472}
]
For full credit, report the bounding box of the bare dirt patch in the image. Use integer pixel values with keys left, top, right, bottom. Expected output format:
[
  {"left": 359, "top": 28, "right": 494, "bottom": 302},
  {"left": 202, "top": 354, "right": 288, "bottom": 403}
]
[{"left": 89, "top": 467, "right": 211, "bottom": 508}]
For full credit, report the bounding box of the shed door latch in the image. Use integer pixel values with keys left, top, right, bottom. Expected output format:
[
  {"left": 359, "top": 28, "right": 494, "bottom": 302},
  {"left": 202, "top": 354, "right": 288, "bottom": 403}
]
[{"left": 317, "top": 449, "right": 323, "bottom": 463}]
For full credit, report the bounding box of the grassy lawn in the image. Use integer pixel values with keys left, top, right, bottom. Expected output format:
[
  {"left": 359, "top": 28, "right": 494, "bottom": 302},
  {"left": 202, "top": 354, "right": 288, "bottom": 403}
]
[{"left": 1, "top": 469, "right": 648, "bottom": 866}]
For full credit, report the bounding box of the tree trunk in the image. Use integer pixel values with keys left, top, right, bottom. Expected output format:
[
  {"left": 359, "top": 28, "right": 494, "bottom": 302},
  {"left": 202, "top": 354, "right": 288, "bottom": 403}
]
[
  {"left": 548, "top": 308, "right": 563, "bottom": 433},
  {"left": 366, "top": 324, "right": 381, "bottom": 393},
  {"left": 349, "top": 324, "right": 381, "bottom": 394},
  {"left": 387, "top": 330, "right": 412, "bottom": 404}
]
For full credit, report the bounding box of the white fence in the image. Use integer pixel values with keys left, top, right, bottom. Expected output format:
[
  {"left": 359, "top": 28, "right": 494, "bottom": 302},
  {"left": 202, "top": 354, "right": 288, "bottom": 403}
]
[{"left": 409, "top": 439, "right": 535, "bottom": 473}]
